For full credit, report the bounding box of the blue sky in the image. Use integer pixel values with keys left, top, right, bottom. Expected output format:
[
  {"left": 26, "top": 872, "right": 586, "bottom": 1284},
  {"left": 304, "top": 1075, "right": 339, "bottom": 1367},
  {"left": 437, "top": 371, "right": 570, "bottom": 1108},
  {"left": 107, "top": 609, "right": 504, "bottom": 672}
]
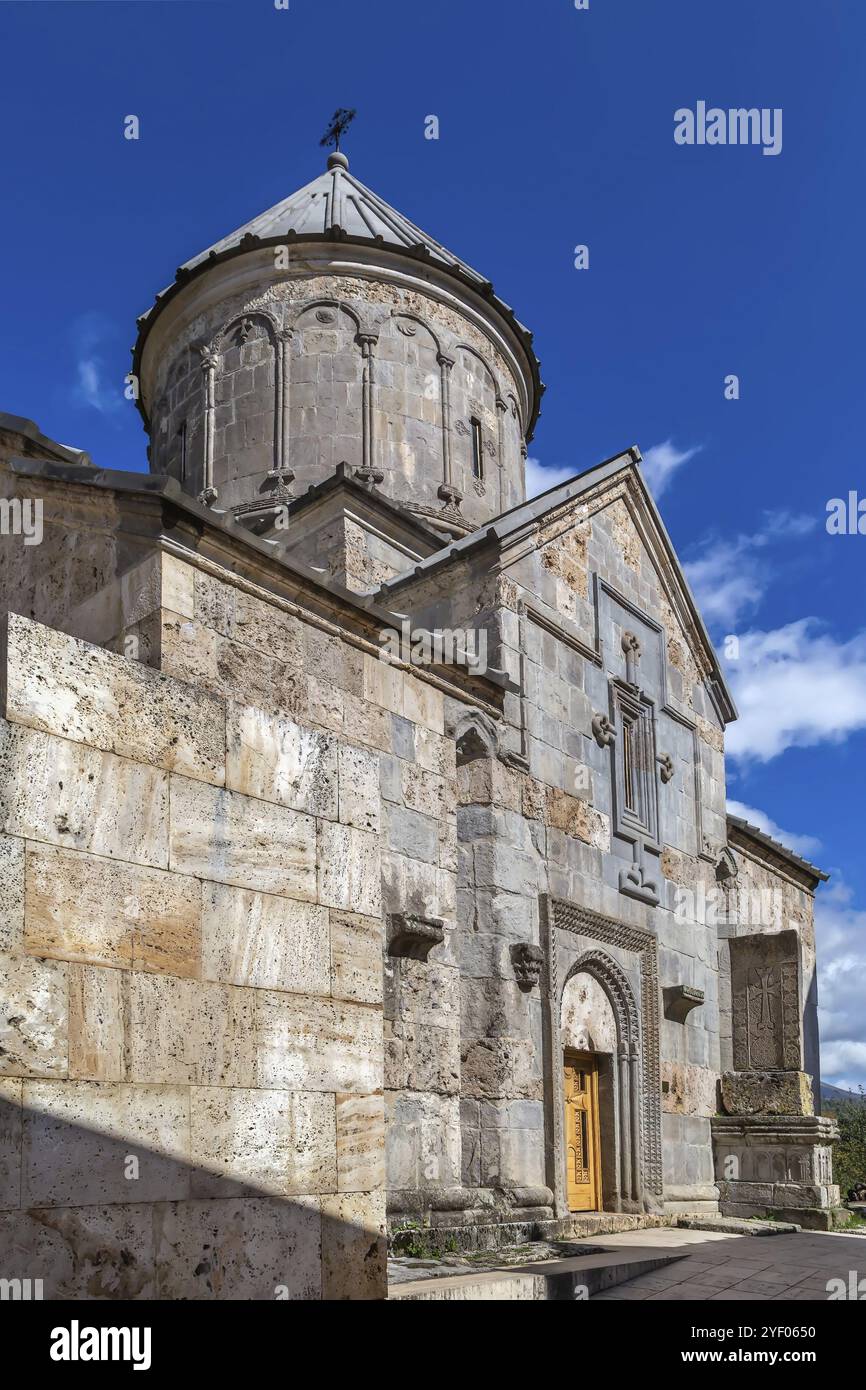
[{"left": 1, "top": 0, "right": 864, "bottom": 1086}]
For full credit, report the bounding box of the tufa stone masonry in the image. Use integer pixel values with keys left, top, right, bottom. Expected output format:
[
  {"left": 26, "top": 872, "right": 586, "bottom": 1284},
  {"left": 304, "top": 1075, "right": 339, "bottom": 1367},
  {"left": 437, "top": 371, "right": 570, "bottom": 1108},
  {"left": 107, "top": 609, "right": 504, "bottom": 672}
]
[{"left": 0, "top": 150, "right": 840, "bottom": 1299}]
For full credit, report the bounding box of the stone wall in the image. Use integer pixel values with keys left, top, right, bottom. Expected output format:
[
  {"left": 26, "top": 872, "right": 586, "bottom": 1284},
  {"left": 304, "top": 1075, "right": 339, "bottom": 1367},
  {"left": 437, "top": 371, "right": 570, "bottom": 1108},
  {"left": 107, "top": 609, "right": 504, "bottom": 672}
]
[{"left": 0, "top": 607, "right": 387, "bottom": 1298}]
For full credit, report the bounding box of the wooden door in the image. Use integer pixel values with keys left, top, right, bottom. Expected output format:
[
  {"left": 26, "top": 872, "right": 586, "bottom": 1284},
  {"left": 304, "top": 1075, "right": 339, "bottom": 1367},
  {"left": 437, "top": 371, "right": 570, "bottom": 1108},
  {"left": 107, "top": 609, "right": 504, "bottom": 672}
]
[{"left": 564, "top": 1053, "right": 601, "bottom": 1212}]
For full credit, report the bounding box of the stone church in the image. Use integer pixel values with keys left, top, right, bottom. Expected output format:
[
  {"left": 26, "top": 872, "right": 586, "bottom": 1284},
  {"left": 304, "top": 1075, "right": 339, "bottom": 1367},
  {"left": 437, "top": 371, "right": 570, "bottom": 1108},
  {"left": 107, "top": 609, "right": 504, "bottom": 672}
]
[{"left": 0, "top": 149, "right": 838, "bottom": 1299}]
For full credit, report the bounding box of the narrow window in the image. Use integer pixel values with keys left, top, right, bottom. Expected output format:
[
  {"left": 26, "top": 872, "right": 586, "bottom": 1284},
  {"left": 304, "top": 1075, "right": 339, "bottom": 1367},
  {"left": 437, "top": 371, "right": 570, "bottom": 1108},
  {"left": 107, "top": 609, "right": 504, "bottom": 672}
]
[
  {"left": 178, "top": 421, "right": 188, "bottom": 484},
  {"left": 622, "top": 715, "right": 637, "bottom": 813},
  {"left": 470, "top": 417, "right": 483, "bottom": 480}
]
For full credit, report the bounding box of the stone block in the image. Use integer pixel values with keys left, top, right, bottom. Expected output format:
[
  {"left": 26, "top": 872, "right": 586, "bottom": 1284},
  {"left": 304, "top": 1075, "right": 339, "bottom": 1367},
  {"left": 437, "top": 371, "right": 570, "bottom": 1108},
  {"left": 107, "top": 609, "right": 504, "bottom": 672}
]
[
  {"left": 338, "top": 743, "right": 380, "bottom": 833},
  {"left": 0, "top": 1078, "right": 22, "bottom": 1210},
  {"left": 25, "top": 843, "right": 201, "bottom": 976},
  {"left": 335, "top": 1092, "right": 386, "bottom": 1192},
  {"left": 340, "top": 693, "right": 392, "bottom": 753},
  {"left": 4, "top": 613, "right": 225, "bottom": 785},
  {"left": 363, "top": 654, "right": 403, "bottom": 715},
  {"left": 403, "top": 674, "right": 444, "bottom": 734},
  {"left": 386, "top": 804, "right": 439, "bottom": 863},
  {"left": 330, "top": 909, "right": 382, "bottom": 1006},
  {"left": 401, "top": 764, "right": 447, "bottom": 819},
  {"left": 67, "top": 964, "right": 126, "bottom": 1082},
  {"left": 128, "top": 973, "right": 256, "bottom": 1087},
  {"left": 0, "top": 834, "right": 23, "bottom": 952},
  {"left": 193, "top": 571, "right": 305, "bottom": 667},
  {"left": 22, "top": 1081, "right": 190, "bottom": 1206},
  {"left": 170, "top": 778, "right": 317, "bottom": 901},
  {"left": 0, "top": 951, "right": 67, "bottom": 1078},
  {"left": 0, "top": 721, "right": 169, "bottom": 868},
  {"left": 320, "top": 1190, "right": 386, "bottom": 1299},
  {"left": 720, "top": 1070, "right": 814, "bottom": 1117},
  {"left": 0, "top": 1201, "right": 157, "bottom": 1297},
  {"left": 154, "top": 1196, "right": 321, "bottom": 1300},
  {"left": 317, "top": 822, "right": 381, "bottom": 916},
  {"left": 189, "top": 1087, "right": 336, "bottom": 1197},
  {"left": 225, "top": 704, "right": 338, "bottom": 819},
  {"left": 255, "top": 991, "right": 382, "bottom": 1094},
  {"left": 202, "top": 882, "right": 330, "bottom": 995}
]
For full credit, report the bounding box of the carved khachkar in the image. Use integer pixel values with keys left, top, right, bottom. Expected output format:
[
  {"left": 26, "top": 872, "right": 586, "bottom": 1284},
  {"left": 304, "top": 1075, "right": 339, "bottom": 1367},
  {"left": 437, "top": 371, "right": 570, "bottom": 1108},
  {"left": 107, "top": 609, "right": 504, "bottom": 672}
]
[
  {"left": 542, "top": 896, "right": 663, "bottom": 1199},
  {"left": 730, "top": 930, "right": 802, "bottom": 1072}
]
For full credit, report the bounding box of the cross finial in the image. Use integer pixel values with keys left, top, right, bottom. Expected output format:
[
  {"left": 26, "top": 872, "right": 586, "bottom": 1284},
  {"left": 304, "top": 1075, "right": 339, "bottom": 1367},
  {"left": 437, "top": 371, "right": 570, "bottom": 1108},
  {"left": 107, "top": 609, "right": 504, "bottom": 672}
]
[{"left": 320, "top": 107, "right": 357, "bottom": 153}]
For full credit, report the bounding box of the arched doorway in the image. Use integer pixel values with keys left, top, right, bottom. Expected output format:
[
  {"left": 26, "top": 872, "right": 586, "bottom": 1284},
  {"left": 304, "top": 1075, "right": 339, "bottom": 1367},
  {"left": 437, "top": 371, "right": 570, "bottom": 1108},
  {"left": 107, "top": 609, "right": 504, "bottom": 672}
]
[{"left": 559, "top": 954, "right": 643, "bottom": 1213}]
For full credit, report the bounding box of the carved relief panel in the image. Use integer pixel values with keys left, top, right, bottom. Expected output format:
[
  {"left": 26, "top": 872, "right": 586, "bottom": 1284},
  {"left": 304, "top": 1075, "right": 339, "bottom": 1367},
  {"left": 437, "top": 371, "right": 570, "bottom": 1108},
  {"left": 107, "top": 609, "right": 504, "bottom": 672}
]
[{"left": 730, "top": 930, "right": 803, "bottom": 1071}]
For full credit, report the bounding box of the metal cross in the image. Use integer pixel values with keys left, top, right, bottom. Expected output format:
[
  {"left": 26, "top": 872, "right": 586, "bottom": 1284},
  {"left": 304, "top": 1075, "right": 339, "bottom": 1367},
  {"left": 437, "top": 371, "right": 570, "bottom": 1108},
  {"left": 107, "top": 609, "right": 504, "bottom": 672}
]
[{"left": 320, "top": 108, "right": 357, "bottom": 152}]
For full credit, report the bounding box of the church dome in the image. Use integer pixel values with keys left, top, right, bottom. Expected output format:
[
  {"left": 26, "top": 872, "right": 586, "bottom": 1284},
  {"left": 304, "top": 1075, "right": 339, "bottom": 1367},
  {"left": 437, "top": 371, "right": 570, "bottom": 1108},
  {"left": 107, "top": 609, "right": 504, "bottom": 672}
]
[{"left": 133, "top": 152, "right": 543, "bottom": 532}]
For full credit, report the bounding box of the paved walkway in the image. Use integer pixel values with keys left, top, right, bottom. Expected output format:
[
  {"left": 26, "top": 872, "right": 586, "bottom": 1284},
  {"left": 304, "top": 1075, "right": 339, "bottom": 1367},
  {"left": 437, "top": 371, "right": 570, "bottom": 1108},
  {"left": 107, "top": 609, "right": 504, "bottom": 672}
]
[{"left": 590, "top": 1228, "right": 866, "bottom": 1301}]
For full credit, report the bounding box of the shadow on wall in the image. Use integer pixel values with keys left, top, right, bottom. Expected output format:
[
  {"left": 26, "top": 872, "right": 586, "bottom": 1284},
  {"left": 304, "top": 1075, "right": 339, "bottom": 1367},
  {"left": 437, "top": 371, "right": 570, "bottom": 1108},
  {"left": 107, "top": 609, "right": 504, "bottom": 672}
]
[{"left": 0, "top": 1094, "right": 385, "bottom": 1300}]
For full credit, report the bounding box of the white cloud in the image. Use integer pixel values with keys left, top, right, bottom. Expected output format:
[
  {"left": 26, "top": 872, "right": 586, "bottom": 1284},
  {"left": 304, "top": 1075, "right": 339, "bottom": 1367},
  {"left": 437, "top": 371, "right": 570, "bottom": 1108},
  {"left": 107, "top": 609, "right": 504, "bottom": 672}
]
[
  {"left": 524, "top": 457, "right": 576, "bottom": 500},
  {"left": 69, "top": 313, "right": 123, "bottom": 417},
  {"left": 684, "top": 512, "right": 817, "bottom": 630},
  {"left": 640, "top": 439, "right": 701, "bottom": 497},
  {"left": 724, "top": 619, "right": 866, "bottom": 762},
  {"left": 525, "top": 438, "right": 701, "bottom": 503},
  {"left": 725, "top": 799, "right": 821, "bottom": 857},
  {"left": 815, "top": 877, "right": 866, "bottom": 1090}
]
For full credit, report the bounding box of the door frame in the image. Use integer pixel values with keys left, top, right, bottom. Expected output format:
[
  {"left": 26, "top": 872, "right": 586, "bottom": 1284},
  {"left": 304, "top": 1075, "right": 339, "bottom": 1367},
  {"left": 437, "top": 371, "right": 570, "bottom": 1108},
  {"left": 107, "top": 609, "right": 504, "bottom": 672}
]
[{"left": 563, "top": 1048, "right": 603, "bottom": 1213}]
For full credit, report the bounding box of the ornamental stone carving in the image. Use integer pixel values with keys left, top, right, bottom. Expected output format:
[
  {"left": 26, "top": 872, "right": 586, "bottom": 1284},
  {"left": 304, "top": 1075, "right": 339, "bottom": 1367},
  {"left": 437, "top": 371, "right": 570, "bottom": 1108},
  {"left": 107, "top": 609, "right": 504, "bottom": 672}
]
[{"left": 511, "top": 942, "right": 544, "bottom": 990}]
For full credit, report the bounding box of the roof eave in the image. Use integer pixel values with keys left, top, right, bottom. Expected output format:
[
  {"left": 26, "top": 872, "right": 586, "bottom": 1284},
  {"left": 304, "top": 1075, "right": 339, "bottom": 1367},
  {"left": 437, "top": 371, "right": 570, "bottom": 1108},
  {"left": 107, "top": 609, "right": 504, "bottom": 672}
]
[{"left": 131, "top": 233, "right": 544, "bottom": 439}]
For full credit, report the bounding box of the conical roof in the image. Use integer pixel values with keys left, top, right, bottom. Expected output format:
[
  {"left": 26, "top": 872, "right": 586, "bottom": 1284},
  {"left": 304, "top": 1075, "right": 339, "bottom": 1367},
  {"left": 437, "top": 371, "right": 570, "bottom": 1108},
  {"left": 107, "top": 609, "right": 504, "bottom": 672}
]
[
  {"left": 181, "top": 151, "right": 488, "bottom": 285},
  {"left": 134, "top": 151, "right": 543, "bottom": 436}
]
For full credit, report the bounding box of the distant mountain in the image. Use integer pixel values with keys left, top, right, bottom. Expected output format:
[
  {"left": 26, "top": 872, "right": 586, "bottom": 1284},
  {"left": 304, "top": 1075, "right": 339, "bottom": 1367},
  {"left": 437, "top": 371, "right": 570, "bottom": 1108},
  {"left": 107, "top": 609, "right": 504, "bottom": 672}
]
[{"left": 822, "top": 1082, "right": 866, "bottom": 1105}]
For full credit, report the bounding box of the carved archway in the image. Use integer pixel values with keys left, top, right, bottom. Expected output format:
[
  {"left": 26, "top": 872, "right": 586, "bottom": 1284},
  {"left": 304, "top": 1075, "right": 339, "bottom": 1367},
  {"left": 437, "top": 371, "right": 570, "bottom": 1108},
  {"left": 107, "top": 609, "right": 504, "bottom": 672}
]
[{"left": 559, "top": 949, "right": 643, "bottom": 1213}]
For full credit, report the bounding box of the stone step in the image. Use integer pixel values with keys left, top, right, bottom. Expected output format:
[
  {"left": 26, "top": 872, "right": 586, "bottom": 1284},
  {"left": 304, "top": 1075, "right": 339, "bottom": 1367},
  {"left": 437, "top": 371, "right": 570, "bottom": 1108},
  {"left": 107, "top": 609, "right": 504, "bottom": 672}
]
[{"left": 388, "top": 1245, "right": 687, "bottom": 1301}]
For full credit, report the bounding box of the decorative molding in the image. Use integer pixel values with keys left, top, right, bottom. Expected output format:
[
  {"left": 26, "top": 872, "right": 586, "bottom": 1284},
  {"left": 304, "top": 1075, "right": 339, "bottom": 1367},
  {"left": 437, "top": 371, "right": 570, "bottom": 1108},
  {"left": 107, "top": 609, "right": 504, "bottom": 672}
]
[
  {"left": 591, "top": 712, "right": 616, "bottom": 748},
  {"left": 657, "top": 752, "right": 675, "bottom": 784},
  {"left": 387, "top": 912, "right": 445, "bottom": 961},
  {"left": 542, "top": 895, "right": 663, "bottom": 1200},
  {"left": 663, "top": 984, "right": 704, "bottom": 1023},
  {"left": 511, "top": 942, "right": 543, "bottom": 990}
]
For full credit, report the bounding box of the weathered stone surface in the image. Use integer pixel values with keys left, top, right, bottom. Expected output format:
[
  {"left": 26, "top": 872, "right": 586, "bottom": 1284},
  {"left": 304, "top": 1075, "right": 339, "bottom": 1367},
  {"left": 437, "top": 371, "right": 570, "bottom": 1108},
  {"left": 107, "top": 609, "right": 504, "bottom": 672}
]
[
  {"left": 335, "top": 1092, "right": 386, "bottom": 1192},
  {"left": 193, "top": 572, "right": 305, "bottom": 667},
  {"left": 170, "top": 777, "right": 317, "bottom": 900},
  {"left": 330, "top": 909, "right": 382, "bottom": 1006},
  {"left": 226, "top": 704, "right": 338, "bottom": 819},
  {"left": 255, "top": 991, "right": 382, "bottom": 1094},
  {"left": 67, "top": 964, "right": 126, "bottom": 1082},
  {"left": 22, "top": 1081, "right": 190, "bottom": 1206},
  {"left": 4, "top": 613, "right": 225, "bottom": 785},
  {"left": 154, "top": 1196, "right": 321, "bottom": 1300},
  {"left": 202, "top": 882, "right": 330, "bottom": 995},
  {"left": 0, "top": 834, "right": 23, "bottom": 952},
  {"left": 546, "top": 787, "right": 610, "bottom": 849},
  {"left": 720, "top": 1069, "right": 814, "bottom": 1117},
  {"left": 0, "top": 951, "right": 67, "bottom": 1078},
  {"left": 338, "top": 743, "right": 380, "bottom": 832},
  {"left": 0, "top": 721, "right": 169, "bottom": 868},
  {"left": 320, "top": 1190, "right": 386, "bottom": 1299},
  {"left": 0, "top": 1078, "right": 22, "bottom": 1209},
  {"left": 317, "top": 822, "right": 381, "bottom": 916},
  {"left": 190, "top": 1087, "right": 336, "bottom": 1197},
  {"left": 128, "top": 974, "right": 256, "bottom": 1086},
  {"left": 25, "top": 843, "right": 201, "bottom": 976}
]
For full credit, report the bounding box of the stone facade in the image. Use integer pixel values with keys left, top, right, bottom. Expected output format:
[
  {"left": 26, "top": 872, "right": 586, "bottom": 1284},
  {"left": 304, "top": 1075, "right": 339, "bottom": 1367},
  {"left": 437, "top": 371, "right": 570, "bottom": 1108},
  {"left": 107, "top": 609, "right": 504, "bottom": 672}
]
[{"left": 0, "top": 151, "right": 838, "bottom": 1298}]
